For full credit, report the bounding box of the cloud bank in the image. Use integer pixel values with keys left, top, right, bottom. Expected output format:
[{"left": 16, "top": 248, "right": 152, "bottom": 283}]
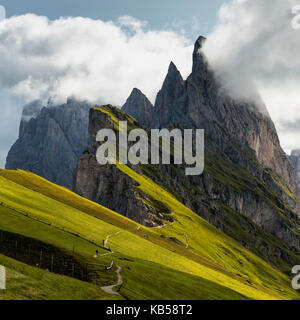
[
  {"left": 202, "top": 0, "right": 300, "bottom": 153},
  {"left": 0, "top": 14, "right": 193, "bottom": 105},
  {"left": 0, "top": 14, "right": 193, "bottom": 167}
]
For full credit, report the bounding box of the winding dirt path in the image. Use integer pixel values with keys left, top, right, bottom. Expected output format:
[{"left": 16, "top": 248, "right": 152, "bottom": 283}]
[
  {"left": 100, "top": 231, "right": 122, "bottom": 256},
  {"left": 103, "top": 231, "right": 122, "bottom": 248},
  {"left": 101, "top": 265, "right": 123, "bottom": 296},
  {"left": 100, "top": 233, "right": 124, "bottom": 296}
]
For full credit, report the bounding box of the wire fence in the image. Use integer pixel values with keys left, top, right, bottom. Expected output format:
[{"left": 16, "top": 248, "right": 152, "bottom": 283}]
[
  {"left": 0, "top": 229, "right": 87, "bottom": 280},
  {"left": 0, "top": 201, "right": 106, "bottom": 250},
  {"left": 0, "top": 229, "right": 113, "bottom": 283}
]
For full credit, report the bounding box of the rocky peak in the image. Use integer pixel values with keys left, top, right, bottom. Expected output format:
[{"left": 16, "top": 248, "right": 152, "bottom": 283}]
[
  {"left": 6, "top": 99, "right": 90, "bottom": 189},
  {"left": 153, "top": 62, "right": 184, "bottom": 127},
  {"left": 123, "top": 36, "right": 296, "bottom": 195},
  {"left": 192, "top": 36, "right": 208, "bottom": 76},
  {"left": 173, "top": 37, "right": 296, "bottom": 194},
  {"left": 121, "top": 88, "right": 154, "bottom": 126},
  {"left": 165, "top": 61, "right": 183, "bottom": 81}
]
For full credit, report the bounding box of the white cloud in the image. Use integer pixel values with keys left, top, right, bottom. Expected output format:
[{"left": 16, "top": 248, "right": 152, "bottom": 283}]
[
  {"left": 0, "top": 14, "right": 193, "bottom": 106},
  {"left": 117, "top": 15, "right": 148, "bottom": 33},
  {"left": 202, "top": 0, "right": 300, "bottom": 153},
  {"left": 0, "top": 14, "right": 193, "bottom": 168}
]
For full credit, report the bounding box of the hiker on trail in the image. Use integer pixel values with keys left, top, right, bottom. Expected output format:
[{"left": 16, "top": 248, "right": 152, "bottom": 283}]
[
  {"left": 95, "top": 249, "right": 99, "bottom": 257},
  {"left": 103, "top": 239, "right": 105, "bottom": 246}
]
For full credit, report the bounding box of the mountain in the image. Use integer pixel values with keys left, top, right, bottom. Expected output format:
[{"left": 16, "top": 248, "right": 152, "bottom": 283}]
[
  {"left": 73, "top": 37, "right": 300, "bottom": 272},
  {"left": 5, "top": 99, "right": 90, "bottom": 189},
  {"left": 3, "top": 35, "right": 300, "bottom": 300},
  {"left": 121, "top": 37, "right": 295, "bottom": 193},
  {"left": 121, "top": 88, "right": 154, "bottom": 126}
]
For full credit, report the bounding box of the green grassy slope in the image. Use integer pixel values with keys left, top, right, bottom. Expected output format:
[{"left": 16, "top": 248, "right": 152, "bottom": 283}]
[
  {"left": 0, "top": 169, "right": 299, "bottom": 300},
  {"left": 0, "top": 253, "right": 117, "bottom": 300},
  {"left": 0, "top": 205, "right": 247, "bottom": 300}
]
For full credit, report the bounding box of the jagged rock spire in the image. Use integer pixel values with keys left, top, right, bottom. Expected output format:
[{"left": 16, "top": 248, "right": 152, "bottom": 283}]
[
  {"left": 192, "top": 36, "right": 209, "bottom": 77},
  {"left": 151, "top": 61, "right": 185, "bottom": 127},
  {"left": 155, "top": 61, "right": 184, "bottom": 109},
  {"left": 121, "top": 88, "right": 154, "bottom": 126}
]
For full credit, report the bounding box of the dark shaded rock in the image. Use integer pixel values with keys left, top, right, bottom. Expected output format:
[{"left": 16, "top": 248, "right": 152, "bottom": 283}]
[
  {"left": 121, "top": 88, "right": 154, "bottom": 126},
  {"left": 5, "top": 99, "right": 90, "bottom": 189},
  {"left": 152, "top": 62, "right": 185, "bottom": 127},
  {"left": 73, "top": 107, "right": 169, "bottom": 227},
  {"left": 290, "top": 150, "right": 300, "bottom": 188}
]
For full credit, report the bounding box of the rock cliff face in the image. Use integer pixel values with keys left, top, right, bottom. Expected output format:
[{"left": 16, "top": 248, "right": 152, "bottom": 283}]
[
  {"left": 121, "top": 88, "right": 154, "bottom": 126},
  {"left": 6, "top": 99, "right": 90, "bottom": 189},
  {"left": 290, "top": 150, "right": 300, "bottom": 188},
  {"left": 73, "top": 37, "right": 300, "bottom": 270},
  {"left": 123, "top": 37, "right": 296, "bottom": 194},
  {"left": 73, "top": 106, "right": 172, "bottom": 227}
]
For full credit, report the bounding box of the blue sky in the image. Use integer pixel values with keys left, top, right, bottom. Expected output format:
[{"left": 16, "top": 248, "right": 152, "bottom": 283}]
[{"left": 0, "top": 0, "right": 227, "bottom": 39}]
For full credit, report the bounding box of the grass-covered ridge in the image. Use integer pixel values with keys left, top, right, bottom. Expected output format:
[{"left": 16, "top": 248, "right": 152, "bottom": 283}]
[{"left": 0, "top": 168, "right": 299, "bottom": 300}]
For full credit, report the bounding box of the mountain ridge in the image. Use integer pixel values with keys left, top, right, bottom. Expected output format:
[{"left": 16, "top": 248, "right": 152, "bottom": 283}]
[
  {"left": 123, "top": 36, "right": 296, "bottom": 194},
  {"left": 121, "top": 88, "right": 154, "bottom": 127},
  {"left": 5, "top": 99, "right": 90, "bottom": 189}
]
